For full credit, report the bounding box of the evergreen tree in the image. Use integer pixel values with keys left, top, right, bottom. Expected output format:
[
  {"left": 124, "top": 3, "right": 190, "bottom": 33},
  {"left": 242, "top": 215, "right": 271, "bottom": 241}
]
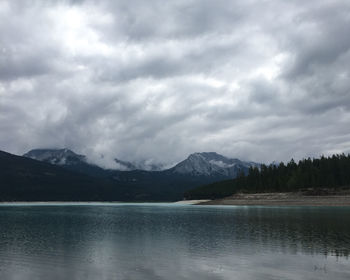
[{"left": 185, "top": 154, "right": 350, "bottom": 199}]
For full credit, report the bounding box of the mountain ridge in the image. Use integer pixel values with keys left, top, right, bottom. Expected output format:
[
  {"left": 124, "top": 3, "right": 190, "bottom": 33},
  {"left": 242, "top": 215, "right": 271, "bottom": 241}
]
[
  {"left": 23, "top": 149, "right": 260, "bottom": 177},
  {"left": 23, "top": 148, "right": 86, "bottom": 165},
  {"left": 0, "top": 150, "right": 130, "bottom": 201},
  {"left": 170, "top": 152, "right": 260, "bottom": 177},
  {"left": 2, "top": 148, "right": 262, "bottom": 202},
  {"left": 23, "top": 149, "right": 111, "bottom": 177},
  {"left": 2, "top": 149, "right": 234, "bottom": 201}
]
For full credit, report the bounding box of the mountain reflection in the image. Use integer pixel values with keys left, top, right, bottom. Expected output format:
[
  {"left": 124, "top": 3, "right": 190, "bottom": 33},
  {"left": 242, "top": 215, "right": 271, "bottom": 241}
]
[{"left": 0, "top": 205, "right": 349, "bottom": 280}]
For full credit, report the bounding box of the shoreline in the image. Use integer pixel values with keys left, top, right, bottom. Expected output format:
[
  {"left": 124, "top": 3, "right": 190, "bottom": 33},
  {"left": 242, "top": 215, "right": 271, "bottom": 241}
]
[
  {"left": 196, "top": 192, "right": 350, "bottom": 206},
  {"left": 1, "top": 195, "right": 350, "bottom": 207},
  {"left": 0, "top": 201, "right": 173, "bottom": 206},
  {"left": 0, "top": 201, "right": 210, "bottom": 206},
  {"left": 0, "top": 200, "right": 211, "bottom": 206}
]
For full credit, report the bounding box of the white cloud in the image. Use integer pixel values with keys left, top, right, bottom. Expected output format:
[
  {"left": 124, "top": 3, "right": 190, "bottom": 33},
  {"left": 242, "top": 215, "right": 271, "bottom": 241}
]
[{"left": 0, "top": 0, "right": 350, "bottom": 165}]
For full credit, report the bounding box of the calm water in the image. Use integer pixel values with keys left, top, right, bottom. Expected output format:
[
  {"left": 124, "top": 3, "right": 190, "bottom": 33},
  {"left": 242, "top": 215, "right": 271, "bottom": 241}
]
[{"left": 0, "top": 204, "right": 349, "bottom": 280}]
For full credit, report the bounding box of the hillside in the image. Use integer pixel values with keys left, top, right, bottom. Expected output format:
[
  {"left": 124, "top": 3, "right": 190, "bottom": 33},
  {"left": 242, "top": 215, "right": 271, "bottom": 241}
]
[
  {"left": 0, "top": 150, "right": 132, "bottom": 201},
  {"left": 18, "top": 149, "right": 261, "bottom": 201},
  {"left": 169, "top": 152, "right": 260, "bottom": 177},
  {"left": 2, "top": 150, "right": 258, "bottom": 201},
  {"left": 184, "top": 154, "right": 350, "bottom": 200}
]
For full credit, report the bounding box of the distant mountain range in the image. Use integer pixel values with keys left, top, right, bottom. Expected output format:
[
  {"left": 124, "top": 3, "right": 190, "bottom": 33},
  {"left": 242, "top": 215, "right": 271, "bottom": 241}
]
[
  {"left": 23, "top": 149, "right": 108, "bottom": 177},
  {"left": 23, "top": 149, "right": 260, "bottom": 177},
  {"left": 0, "top": 150, "right": 127, "bottom": 201},
  {"left": 24, "top": 149, "right": 167, "bottom": 172},
  {"left": 0, "top": 148, "right": 261, "bottom": 202},
  {"left": 23, "top": 149, "right": 86, "bottom": 165}
]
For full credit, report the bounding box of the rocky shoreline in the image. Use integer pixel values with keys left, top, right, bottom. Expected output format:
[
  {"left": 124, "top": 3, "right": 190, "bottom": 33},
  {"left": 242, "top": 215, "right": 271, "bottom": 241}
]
[{"left": 197, "top": 191, "right": 350, "bottom": 206}]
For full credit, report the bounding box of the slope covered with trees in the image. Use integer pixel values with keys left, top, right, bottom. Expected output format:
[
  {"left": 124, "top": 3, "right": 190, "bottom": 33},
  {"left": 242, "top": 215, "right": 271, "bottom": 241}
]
[
  {"left": 0, "top": 150, "right": 229, "bottom": 201},
  {"left": 184, "top": 154, "right": 350, "bottom": 199},
  {"left": 0, "top": 150, "right": 134, "bottom": 201}
]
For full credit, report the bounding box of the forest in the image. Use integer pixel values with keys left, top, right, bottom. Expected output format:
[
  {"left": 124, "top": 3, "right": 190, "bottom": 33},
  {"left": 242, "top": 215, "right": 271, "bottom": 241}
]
[{"left": 184, "top": 154, "right": 350, "bottom": 199}]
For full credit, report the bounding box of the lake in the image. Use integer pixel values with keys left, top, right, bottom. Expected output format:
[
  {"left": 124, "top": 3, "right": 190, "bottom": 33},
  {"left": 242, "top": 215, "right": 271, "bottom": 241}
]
[{"left": 0, "top": 203, "right": 349, "bottom": 279}]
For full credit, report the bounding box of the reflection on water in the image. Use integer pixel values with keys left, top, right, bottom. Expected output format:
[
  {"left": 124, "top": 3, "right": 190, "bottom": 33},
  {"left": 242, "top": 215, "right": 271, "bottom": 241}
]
[{"left": 0, "top": 204, "right": 349, "bottom": 280}]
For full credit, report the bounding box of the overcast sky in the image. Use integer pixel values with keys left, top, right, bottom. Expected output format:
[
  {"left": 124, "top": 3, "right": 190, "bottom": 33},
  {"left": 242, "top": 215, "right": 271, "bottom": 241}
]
[{"left": 1, "top": 0, "right": 350, "bottom": 167}]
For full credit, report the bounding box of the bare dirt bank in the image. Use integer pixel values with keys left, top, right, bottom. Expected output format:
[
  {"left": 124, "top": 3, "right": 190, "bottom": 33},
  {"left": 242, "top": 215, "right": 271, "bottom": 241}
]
[{"left": 197, "top": 191, "right": 350, "bottom": 206}]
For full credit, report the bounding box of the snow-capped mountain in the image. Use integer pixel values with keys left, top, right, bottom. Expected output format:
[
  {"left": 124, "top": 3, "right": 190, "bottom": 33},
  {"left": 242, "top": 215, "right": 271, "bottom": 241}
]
[
  {"left": 23, "top": 149, "right": 259, "bottom": 178},
  {"left": 23, "top": 148, "right": 167, "bottom": 172},
  {"left": 170, "top": 152, "right": 260, "bottom": 177},
  {"left": 23, "top": 149, "right": 86, "bottom": 165},
  {"left": 23, "top": 148, "right": 110, "bottom": 177}
]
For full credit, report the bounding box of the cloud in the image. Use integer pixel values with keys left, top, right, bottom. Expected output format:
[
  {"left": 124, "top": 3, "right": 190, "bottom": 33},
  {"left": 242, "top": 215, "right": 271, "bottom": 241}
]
[{"left": 0, "top": 0, "right": 350, "bottom": 166}]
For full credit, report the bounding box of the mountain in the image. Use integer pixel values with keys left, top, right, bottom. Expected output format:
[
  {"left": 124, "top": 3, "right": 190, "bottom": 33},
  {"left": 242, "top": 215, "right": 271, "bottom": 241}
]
[
  {"left": 23, "top": 149, "right": 107, "bottom": 177},
  {"left": 170, "top": 152, "right": 260, "bottom": 177},
  {"left": 23, "top": 148, "right": 86, "bottom": 165},
  {"left": 24, "top": 149, "right": 259, "bottom": 178},
  {"left": 23, "top": 148, "right": 167, "bottom": 172},
  {"left": 184, "top": 154, "right": 350, "bottom": 200},
  {"left": 4, "top": 149, "right": 223, "bottom": 201},
  {"left": 0, "top": 150, "right": 133, "bottom": 201},
  {"left": 16, "top": 149, "right": 260, "bottom": 201}
]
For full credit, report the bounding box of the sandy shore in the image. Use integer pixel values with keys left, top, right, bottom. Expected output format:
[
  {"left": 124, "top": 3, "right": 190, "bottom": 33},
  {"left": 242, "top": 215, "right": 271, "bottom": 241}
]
[
  {"left": 197, "top": 192, "right": 350, "bottom": 206},
  {"left": 174, "top": 200, "right": 211, "bottom": 205}
]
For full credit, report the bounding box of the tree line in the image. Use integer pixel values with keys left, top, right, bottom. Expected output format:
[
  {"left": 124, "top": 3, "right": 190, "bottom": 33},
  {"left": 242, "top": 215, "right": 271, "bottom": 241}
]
[{"left": 184, "top": 154, "right": 350, "bottom": 199}]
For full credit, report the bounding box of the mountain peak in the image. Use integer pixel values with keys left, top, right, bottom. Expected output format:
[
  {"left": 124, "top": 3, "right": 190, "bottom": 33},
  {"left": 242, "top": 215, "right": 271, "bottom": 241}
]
[
  {"left": 172, "top": 152, "right": 260, "bottom": 177},
  {"left": 23, "top": 148, "right": 86, "bottom": 165},
  {"left": 188, "top": 152, "right": 232, "bottom": 161}
]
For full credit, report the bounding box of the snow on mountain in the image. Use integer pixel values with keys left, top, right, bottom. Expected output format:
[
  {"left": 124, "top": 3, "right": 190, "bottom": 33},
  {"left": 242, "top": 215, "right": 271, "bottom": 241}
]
[
  {"left": 23, "top": 149, "right": 259, "bottom": 176},
  {"left": 171, "top": 152, "right": 260, "bottom": 177},
  {"left": 23, "top": 149, "right": 86, "bottom": 166},
  {"left": 23, "top": 148, "right": 167, "bottom": 171}
]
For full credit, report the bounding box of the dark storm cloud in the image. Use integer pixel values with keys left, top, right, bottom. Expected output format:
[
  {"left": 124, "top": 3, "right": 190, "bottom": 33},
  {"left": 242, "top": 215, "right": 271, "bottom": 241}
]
[
  {"left": 0, "top": 0, "right": 350, "bottom": 166},
  {"left": 283, "top": 1, "right": 350, "bottom": 79}
]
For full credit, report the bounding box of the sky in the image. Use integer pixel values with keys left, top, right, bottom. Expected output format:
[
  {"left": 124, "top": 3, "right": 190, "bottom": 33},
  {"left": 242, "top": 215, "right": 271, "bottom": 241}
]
[{"left": 0, "top": 0, "right": 350, "bottom": 167}]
